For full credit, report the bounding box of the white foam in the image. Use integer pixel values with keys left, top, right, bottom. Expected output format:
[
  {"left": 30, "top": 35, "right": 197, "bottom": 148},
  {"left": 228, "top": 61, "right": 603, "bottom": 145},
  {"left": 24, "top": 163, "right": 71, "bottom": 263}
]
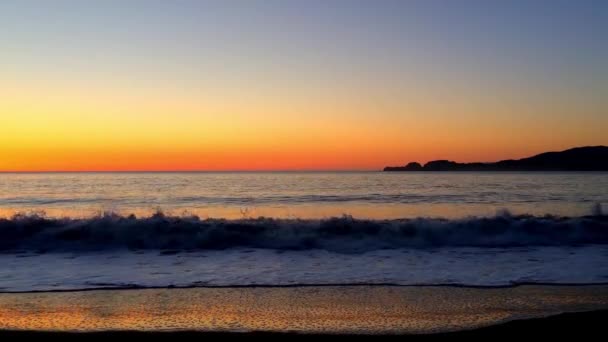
[{"left": 2, "top": 213, "right": 608, "bottom": 252}]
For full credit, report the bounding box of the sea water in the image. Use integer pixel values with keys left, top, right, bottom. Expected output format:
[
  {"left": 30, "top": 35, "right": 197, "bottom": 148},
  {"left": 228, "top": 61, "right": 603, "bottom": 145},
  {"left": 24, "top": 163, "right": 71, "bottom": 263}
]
[{"left": 0, "top": 171, "right": 607, "bottom": 292}]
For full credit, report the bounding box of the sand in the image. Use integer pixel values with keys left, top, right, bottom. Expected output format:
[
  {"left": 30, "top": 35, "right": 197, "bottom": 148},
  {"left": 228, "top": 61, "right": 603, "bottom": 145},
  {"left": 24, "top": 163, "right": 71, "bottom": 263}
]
[{"left": 1, "top": 285, "right": 608, "bottom": 335}]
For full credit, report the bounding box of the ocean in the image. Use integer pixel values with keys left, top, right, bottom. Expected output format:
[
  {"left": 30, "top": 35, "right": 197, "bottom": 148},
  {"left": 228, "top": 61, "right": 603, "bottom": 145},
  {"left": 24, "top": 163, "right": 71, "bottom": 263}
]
[
  {"left": 0, "top": 171, "right": 607, "bottom": 292},
  {"left": 1, "top": 171, "right": 607, "bottom": 218}
]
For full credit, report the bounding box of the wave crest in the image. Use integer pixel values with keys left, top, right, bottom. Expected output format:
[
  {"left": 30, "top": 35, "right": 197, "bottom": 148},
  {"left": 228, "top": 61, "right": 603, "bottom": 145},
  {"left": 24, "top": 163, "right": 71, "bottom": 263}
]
[{"left": 1, "top": 212, "right": 607, "bottom": 252}]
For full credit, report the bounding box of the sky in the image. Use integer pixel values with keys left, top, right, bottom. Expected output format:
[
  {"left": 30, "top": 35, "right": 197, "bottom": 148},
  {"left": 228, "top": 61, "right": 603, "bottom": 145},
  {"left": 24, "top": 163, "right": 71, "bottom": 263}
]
[{"left": 1, "top": 0, "right": 607, "bottom": 171}]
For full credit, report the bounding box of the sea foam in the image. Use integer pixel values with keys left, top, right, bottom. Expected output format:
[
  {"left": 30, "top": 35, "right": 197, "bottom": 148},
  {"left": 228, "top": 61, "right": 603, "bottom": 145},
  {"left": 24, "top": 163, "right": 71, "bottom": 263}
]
[{"left": 1, "top": 212, "right": 607, "bottom": 252}]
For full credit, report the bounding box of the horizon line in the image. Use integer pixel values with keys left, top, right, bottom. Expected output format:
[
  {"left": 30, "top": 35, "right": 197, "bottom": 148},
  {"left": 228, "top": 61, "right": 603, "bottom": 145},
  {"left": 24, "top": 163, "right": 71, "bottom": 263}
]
[
  {"left": 2, "top": 146, "right": 605, "bottom": 174},
  {"left": 0, "top": 169, "right": 380, "bottom": 173}
]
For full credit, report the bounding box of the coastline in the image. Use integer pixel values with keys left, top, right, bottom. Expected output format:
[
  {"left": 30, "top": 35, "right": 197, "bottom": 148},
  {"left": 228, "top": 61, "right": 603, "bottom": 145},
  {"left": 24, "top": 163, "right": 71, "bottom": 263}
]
[
  {"left": 383, "top": 146, "right": 608, "bottom": 172},
  {"left": 3, "top": 281, "right": 608, "bottom": 294}
]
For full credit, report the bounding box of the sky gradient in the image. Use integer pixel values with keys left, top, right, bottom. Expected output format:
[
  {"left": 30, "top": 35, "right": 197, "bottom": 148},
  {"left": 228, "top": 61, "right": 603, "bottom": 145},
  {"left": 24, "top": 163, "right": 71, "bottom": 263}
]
[{"left": 1, "top": 0, "right": 607, "bottom": 171}]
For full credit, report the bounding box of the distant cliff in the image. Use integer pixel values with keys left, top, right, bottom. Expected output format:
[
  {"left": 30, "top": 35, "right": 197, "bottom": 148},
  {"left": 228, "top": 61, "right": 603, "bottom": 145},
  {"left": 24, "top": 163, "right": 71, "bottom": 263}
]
[{"left": 384, "top": 146, "right": 608, "bottom": 171}]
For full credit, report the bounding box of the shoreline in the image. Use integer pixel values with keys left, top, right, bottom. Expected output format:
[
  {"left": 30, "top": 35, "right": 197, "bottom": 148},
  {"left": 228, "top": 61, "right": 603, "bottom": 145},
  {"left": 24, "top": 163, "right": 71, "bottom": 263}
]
[{"left": 3, "top": 281, "right": 608, "bottom": 294}]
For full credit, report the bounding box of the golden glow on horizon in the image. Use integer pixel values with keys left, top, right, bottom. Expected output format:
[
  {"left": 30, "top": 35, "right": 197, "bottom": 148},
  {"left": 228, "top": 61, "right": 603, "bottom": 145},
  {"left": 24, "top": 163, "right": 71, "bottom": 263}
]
[{"left": 1, "top": 71, "right": 606, "bottom": 172}]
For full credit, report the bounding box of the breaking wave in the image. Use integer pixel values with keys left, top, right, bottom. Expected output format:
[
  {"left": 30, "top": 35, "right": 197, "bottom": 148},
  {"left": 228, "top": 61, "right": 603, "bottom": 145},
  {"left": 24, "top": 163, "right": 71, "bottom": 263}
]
[{"left": 1, "top": 211, "right": 607, "bottom": 253}]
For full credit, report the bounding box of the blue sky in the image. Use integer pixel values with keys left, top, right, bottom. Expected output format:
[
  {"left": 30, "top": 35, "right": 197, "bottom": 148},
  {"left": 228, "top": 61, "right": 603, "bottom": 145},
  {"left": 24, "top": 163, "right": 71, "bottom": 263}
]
[{"left": 1, "top": 0, "right": 607, "bottom": 170}]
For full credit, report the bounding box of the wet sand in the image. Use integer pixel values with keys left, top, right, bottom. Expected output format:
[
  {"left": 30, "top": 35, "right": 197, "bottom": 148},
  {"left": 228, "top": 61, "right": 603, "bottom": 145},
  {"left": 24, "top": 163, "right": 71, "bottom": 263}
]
[
  {"left": 1, "top": 285, "right": 607, "bottom": 335},
  {"left": 1, "top": 309, "right": 607, "bottom": 339}
]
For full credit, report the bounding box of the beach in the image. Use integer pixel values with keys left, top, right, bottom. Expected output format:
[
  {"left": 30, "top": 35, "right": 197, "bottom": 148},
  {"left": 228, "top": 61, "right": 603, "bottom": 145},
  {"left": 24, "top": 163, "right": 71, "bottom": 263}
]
[
  {"left": 1, "top": 172, "right": 607, "bottom": 337},
  {"left": 1, "top": 285, "right": 607, "bottom": 336},
  {"left": 3, "top": 0, "right": 608, "bottom": 338}
]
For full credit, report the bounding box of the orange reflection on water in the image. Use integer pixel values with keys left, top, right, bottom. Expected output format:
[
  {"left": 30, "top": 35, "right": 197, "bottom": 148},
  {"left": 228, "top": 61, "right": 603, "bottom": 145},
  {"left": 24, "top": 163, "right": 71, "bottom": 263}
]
[
  {"left": 0, "top": 204, "right": 477, "bottom": 220},
  {"left": 1, "top": 286, "right": 608, "bottom": 334}
]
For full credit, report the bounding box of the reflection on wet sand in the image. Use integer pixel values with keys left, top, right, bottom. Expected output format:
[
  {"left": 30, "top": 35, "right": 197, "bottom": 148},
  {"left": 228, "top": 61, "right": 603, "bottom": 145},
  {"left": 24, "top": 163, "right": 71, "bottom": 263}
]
[{"left": 1, "top": 285, "right": 608, "bottom": 334}]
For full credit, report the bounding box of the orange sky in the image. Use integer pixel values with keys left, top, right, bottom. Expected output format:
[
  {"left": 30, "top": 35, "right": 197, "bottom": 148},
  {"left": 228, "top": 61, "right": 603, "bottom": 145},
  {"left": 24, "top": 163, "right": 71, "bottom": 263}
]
[
  {"left": 1, "top": 2, "right": 606, "bottom": 171},
  {"left": 1, "top": 75, "right": 606, "bottom": 171}
]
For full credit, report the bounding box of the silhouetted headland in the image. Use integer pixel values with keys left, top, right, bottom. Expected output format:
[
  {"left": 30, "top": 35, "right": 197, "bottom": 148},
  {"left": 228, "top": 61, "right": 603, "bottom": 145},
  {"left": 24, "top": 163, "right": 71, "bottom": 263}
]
[{"left": 384, "top": 146, "right": 608, "bottom": 171}]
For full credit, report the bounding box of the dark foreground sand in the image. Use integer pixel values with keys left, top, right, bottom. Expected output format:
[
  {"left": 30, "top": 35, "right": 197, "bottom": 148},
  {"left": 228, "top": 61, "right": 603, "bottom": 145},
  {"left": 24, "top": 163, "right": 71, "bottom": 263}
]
[
  {"left": 1, "top": 285, "right": 607, "bottom": 338},
  {"left": 1, "top": 309, "right": 606, "bottom": 339}
]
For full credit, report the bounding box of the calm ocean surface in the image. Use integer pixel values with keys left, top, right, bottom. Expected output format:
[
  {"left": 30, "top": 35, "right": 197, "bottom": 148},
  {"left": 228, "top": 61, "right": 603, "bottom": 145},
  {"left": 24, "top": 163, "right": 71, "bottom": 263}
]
[{"left": 0, "top": 172, "right": 607, "bottom": 219}]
